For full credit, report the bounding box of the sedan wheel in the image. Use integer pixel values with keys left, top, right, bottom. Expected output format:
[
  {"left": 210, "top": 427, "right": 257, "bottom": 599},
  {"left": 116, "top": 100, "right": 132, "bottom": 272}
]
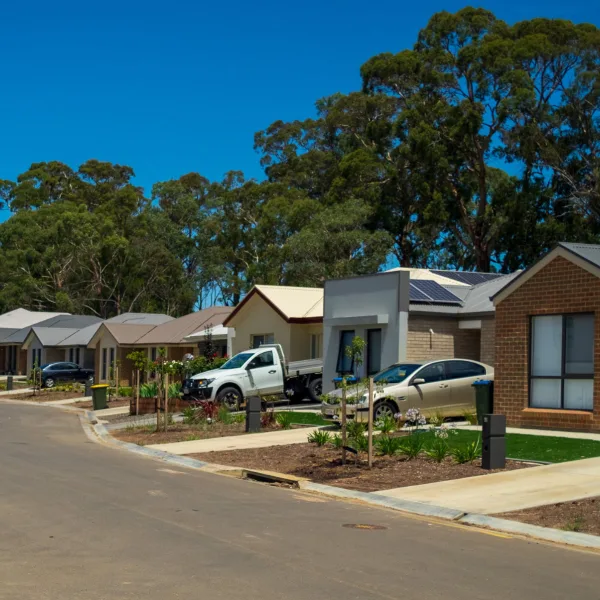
[
  {"left": 374, "top": 401, "right": 396, "bottom": 421},
  {"left": 44, "top": 377, "right": 55, "bottom": 389}
]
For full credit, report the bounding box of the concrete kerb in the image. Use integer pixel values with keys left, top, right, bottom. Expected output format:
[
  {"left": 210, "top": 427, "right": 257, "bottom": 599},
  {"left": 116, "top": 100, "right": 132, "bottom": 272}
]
[
  {"left": 79, "top": 410, "right": 600, "bottom": 552},
  {"left": 81, "top": 411, "right": 241, "bottom": 475}
]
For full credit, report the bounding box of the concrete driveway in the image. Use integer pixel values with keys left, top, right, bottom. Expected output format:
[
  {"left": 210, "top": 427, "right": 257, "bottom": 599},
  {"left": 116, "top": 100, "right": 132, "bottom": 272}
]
[
  {"left": 1, "top": 403, "right": 599, "bottom": 600},
  {"left": 375, "top": 457, "right": 600, "bottom": 514}
]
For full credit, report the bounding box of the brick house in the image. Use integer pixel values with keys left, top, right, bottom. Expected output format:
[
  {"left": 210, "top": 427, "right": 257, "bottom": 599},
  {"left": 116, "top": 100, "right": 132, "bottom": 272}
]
[{"left": 493, "top": 243, "right": 600, "bottom": 432}]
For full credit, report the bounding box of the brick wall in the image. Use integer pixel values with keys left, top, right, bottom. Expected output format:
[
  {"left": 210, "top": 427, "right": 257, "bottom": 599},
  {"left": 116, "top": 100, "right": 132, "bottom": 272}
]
[
  {"left": 480, "top": 318, "right": 495, "bottom": 366},
  {"left": 407, "top": 316, "right": 481, "bottom": 362},
  {"left": 495, "top": 255, "right": 600, "bottom": 431}
]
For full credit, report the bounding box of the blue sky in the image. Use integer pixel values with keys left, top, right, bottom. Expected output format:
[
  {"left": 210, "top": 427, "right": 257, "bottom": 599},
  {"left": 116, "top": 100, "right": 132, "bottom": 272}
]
[{"left": 1, "top": 0, "right": 596, "bottom": 220}]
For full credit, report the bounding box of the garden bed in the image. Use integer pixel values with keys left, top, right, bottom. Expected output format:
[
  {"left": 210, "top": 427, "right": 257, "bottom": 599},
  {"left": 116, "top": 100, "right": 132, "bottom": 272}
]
[
  {"left": 113, "top": 422, "right": 258, "bottom": 445},
  {"left": 499, "top": 497, "right": 600, "bottom": 537},
  {"left": 110, "top": 410, "right": 322, "bottom": 445},
  {"left": 3, "top": 390, "right": 87, "bottom": 402},
  {"left": 189, "top": 443, "right": 532, "bottom": 492}
]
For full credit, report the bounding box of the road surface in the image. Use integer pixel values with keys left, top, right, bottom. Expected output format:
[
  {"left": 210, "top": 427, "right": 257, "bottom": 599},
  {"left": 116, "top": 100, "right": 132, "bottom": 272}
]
[{"left": 0, "top": 403, "right": 598, "bottom": 600}]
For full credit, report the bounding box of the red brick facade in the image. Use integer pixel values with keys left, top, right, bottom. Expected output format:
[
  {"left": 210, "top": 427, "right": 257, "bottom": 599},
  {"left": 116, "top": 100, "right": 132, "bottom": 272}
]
[{"left": 495, "top": 256, "right": 600, "bottom": 431}]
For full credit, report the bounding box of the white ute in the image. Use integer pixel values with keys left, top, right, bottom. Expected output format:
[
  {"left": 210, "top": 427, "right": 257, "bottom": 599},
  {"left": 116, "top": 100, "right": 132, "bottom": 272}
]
[{"left": 182, "top": 344, "right": 323, "bottom": 410}]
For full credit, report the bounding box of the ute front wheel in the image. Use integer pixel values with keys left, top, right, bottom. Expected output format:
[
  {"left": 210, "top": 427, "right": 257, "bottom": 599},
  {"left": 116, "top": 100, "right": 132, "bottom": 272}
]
[{"left": 216, "top": 386, "right": 242, "bottom": 412}]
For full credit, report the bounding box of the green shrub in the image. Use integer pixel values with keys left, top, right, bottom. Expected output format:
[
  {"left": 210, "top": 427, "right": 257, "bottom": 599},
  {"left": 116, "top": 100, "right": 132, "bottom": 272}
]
[
  {"left": 276, "top": 412, "right": 293, "bottom": 430},
  {"left": 425, "top": 438, "right": 451, "bottom": 463},
  {"left": 140, "top": 382, "right": 158, "bottom": 398},
  {"left": 452, "top": 440, "right": 481, "bottom": 464},
  {"left": 375, "top": 435, "right": 404, "bottom": 456},
  {"left": 182, "top": 405, "right": 199, "bottom": 425},
  {"left": 350, "top": 433, "right": 368, "bottom": 453},
  {"left": 375, "top": 415, "right": 396, "bottom": 434},
  {"left": 168, "top": 382, "right": 182, "bottom": 399},
  {"left": 400, "top": 432, "right": 427, "bottom": 459},
  {"left": 331, "top": 434, "right": 343, "bottom": 449},
  {"left": 307, "top": 430, "right": 332, "bottom": 446},
  {"left": 347, "top": 420, "right": 365, "bottom": 439},
  {"left": 461, "top": 410, "right": 478, "bottom": 425},
  {"left": 218, "top": 405, "right": 234, "bottom": 425}
]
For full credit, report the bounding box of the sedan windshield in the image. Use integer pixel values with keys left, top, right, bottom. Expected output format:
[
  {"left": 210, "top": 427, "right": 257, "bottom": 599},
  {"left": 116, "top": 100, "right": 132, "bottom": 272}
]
[
  {"left": 220, "top": 353, "right": 254, "bottom": 370},
  {"left": 374, "top": 364, "right": 421, "bottom": 385}
]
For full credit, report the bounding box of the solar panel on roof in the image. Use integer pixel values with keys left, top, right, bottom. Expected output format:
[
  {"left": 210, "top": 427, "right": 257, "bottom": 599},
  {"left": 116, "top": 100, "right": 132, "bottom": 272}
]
[
  {"left": 431, "top": 271, "right": 502, "bottom": 285},
  {"left": 410, "top": 280, "right": 463, "bottom": 304},
  {"left": 409, "top": 282, "right": 432, "bottom": 302}
]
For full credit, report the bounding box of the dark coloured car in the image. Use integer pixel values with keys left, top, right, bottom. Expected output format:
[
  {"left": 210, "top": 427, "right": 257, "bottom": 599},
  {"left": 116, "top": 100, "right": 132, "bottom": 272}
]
[{"left": 40, "top": 362, "right": 94, "bottom": 388}]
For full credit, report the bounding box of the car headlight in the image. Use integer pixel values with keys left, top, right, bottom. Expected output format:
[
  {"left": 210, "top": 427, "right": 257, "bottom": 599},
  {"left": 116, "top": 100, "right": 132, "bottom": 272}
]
[{"left": 196, "top": 378, "right": 215, "bottom": 388}]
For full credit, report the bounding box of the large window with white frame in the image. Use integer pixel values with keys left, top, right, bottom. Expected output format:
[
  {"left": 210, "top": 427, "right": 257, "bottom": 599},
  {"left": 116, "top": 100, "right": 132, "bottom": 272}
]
[{"left": 530, "top": 314, "right": 594, "bottom": 410}]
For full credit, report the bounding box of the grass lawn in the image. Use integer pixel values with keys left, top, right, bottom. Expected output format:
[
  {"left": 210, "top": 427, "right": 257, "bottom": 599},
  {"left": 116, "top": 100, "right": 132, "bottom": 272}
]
[
  {"left": 283, "top": 411, "right": 329, "bottom": 426},
  {"left": 450, "top": 430, "right": 600, "bottom": 463}
]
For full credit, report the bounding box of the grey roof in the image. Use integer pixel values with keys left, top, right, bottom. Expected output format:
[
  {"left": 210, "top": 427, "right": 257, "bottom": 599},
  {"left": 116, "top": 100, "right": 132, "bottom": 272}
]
[
  {"left": 105, "top": 313, "right": 174, "bottom": 325},
  {"left": 29, "top": 314, "right": 102, "bottom": 329},
  {"left": 30, "top": 327, "right": 80, "bottom": 346},
  {"left": 0, "top": 314, "right": 102, "bottom": 345},
  {"left": 559, "top": 242, "right": 600, "bottom": 269},
  {"left": 56, "top": 322, "right": 103, "bottom": 347},
  {"left": 459, "top": 272, "right": 522, "bottom": 315},
  {"left": 407, "top": 273, "right": 521, "bottom": 316},
  {"left": 0, "top": 328, "right": 20, "bottom": 343}
]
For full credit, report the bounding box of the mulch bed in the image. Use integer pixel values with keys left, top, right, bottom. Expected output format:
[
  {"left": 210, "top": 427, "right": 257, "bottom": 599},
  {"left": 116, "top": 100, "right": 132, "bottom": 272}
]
[
  {"left": 189, "top": 444, "right": 533, "bottom": 493},
  {"left": 499, "top": 497, "right": 600, "bottom": 537},
  {"left": 3, "top": 391, "right": 87, "bottom": 402},
  {"left": 75, "top": 398, "right": 130, "bottom": 410},
  {"left": 112, "top": 421, "right": 290, "bottom": 445}
]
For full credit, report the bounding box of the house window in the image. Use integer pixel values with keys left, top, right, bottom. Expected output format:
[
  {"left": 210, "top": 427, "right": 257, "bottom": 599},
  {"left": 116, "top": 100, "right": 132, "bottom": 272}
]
[
  {"left": 102, "top": 348, "right": 107, "bottom": 380},
  {"left": 530, "top": 314, "right": 594, "bottom": 410},
  {"left": 251, "top": 334, "right": 274, "bottom": 348},
  {"left": 336, "top": 330, "right": 355, "bottom": 374},
  {"left": 367, "top": 329, "right": 382, "bottom": 376},
  {"left": 310, "top": 333, "right": 323, "bottom": 359},
  {"left": 151, "top": 347, "right": 157, "bottom": 362},
  {"left": 75, "top": 348, "right": 80, "bottom": 366},
  {"left": 69, "top": 348, "right": 74, "bottom": 363}
]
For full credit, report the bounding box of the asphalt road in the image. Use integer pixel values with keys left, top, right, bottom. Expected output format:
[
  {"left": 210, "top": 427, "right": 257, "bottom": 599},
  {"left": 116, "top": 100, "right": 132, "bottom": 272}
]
[{"left": 0, "top": 404, "right": 598, "bottom": 600}]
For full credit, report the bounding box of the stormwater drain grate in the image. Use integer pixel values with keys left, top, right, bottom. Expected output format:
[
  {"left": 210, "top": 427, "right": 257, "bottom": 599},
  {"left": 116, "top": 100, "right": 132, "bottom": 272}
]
[{"left": 343, "top": 524, "right": 387, "bottom": 531}]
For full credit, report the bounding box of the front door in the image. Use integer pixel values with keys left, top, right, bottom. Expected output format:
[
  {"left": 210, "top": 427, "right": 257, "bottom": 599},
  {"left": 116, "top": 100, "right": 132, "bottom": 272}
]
[
  {"left": 405, "top": 361, "right": 451, "bottom": 414},
  {"left": 246, "top": 350, "right": 280, "bottom": 394}
]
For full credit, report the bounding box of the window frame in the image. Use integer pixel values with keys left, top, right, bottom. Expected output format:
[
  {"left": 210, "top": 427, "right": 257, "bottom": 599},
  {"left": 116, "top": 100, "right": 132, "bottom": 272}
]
[
  {"left": 366, "top": 328, "right": 382, "bottom": 376},
  {"left": 251, "top": 334, "right": 275, "bottom": 349},
  {"left": 336, "top": 330, "right": 355, "bottom": 375},
  {"left": 529, "top": 313, "right": 594, "bottom": 411}
]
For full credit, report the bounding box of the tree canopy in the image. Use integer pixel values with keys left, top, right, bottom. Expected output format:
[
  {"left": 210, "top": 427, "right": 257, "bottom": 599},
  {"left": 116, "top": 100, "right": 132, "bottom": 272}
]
[{"left": 1, "top": 8, "right": 600, "bottom": 314}]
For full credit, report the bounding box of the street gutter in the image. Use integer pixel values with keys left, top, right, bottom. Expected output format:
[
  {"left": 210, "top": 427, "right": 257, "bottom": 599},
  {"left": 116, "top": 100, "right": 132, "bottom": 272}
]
[{"left": 73, "top": 408, "right": 600, "bottom": 553}]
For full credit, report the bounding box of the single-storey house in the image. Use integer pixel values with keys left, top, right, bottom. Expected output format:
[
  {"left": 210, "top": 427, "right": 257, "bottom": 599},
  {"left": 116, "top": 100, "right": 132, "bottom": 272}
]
[
  {"left": 222, "top": 285, "right": 323, "bottom": 361},
  {"left": 88, "top": 307, "right": 233, "bottom": 384},
  {"left": 0, "top": 312, "right": 97, "bottom": 374},
  {"left": 222, "top": 269, "right": 517, "bottom": 393},
  {"left": 493, "top": 242, "right": 600, "bottom": 432},
  {"left": 322, "top": 269, "right": 517, "bottom": 391}
]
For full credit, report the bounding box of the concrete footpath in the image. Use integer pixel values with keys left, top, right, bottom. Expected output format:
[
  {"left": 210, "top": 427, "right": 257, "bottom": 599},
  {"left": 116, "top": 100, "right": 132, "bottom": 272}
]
[
  {"left": 146, "top": 426, "right": 321, "bottom": 455},
  {"left": 456, "top": 424, "right": 600, "bottom": 442},
  {"left": 375, "top": 456, "right": 600, "bottom": 514}
]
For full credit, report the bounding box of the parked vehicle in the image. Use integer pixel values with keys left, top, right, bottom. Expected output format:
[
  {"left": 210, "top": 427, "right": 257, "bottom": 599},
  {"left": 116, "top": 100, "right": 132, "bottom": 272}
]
[
  {"left": 182, "top": 344, "right": 323, "bottom": 410},
  {"left": 321, "top": 359, "right": 493, "bottom": 422},
  {"left": 39, "top": 362, "right": 95, "bottom": 388}
]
